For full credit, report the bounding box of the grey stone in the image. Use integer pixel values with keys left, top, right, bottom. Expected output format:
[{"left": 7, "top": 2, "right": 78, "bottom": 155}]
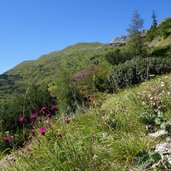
[{"left": 149, "top": 130, "right": 168, "bottom": 138}]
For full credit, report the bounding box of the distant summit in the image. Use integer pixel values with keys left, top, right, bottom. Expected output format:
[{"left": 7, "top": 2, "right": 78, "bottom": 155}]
[{"left": 110, "top": 35, "right": 128, "bottom": 46}]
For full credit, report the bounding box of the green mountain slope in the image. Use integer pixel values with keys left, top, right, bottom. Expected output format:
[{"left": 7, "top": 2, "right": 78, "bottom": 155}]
[
  {"left": 0, "top": 42, "right": 109, "bottom": 103},
  {"left": 4, "top": 73, "right": 171, "bottom": 171},
  {"left": 1, "top": 18, "right": 171, "bottom": 106}
]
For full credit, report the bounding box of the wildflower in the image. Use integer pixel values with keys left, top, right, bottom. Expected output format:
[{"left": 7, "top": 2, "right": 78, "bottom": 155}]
[
  {"left": 40, "top": 128, "right": 46, "bottom": 135},
  {"left": 30, "top": 113, "right": 38, "bottom": 119},
  {"left": 46, "top": 113, "right": 52, "bottom": 117},
  {"left": 44, "top": 119, "right": 49, "bottom": 124},
  {"left": 5, "top": 131, "right": 10, "bottom": 134},
  {"left": 41, "top": 106, "right": 47, "bottom": 112},
  {"left": 93, "top": 155, "right": 98, "bottom": 160},
  {"left": 19, "top": 117, "right": 25, "bottom": 124},
  {"left": 4, "top": 137, "right": 11, "bottom": 142},
  {"left": 160, "top": 81, "right": 165, "bottom": 87},
  {"left": 64, "top": 117, "right": 70, "bottom": 124},
  {"left": 51, "top": 105, "right": 57, "bottom": 111}
]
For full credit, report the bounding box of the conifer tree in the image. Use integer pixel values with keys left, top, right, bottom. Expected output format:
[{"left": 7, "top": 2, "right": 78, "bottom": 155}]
[
  {"left": 127, "top": 10, "right": 145, "bottom": 56},
  {"left": 152, "top": 10, "right": 157, "bottom": 28}
]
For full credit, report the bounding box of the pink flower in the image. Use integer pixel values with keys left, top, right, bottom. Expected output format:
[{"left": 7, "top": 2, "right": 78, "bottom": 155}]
[
  {"left": 51, "top": 105, "right": 57, "bottom": 111},
  {"left": 30, "top": 113, "right": 38, "bottom": 119},
  {"left": 4, "top": 137, "right": 11, "bottom": 142},
  {"left": 41, "top": 106, "right": 47, "bottom": 112},
  {"left": 40, "top": 128, "right": 46, "bottom": 135},
  {"left": 46, "top": 113, "right": 52, "bottom": 117},
  {"left": 19, "top": 117, "right": 25, "bottom": 124}
]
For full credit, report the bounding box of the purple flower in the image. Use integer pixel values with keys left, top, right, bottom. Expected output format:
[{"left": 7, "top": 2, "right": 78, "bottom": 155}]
[
  {"left": 19, "top": 117, "right": 25, "bottom": 124},
  {"left": 51, "top": 105, "right": 57, "bottom": 111},
  {"left": 30, "top": 113, "right": 38, "bottom": 119},
  {"left": 41, "top": 106, "right": 47, "bottom": 112},
  {"left": 40, "top": 128, "right": 46, "bottom": 135},
  {"left": 46, "top": 113, "right": 52, "bottom": 117},
  {"left": 4, "top": 137, "right": 11, "bottom": 142}
]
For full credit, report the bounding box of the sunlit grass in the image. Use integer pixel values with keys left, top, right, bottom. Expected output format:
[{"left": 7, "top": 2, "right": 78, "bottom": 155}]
[{"left": 4, "top": 73, "right": 171, "bottom": 170}]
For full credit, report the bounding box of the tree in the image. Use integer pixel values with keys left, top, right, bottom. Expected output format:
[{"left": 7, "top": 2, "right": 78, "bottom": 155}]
[
  {"left": 127, "top": 10, "right": 145, "bottom": 56},
  {"left": 151, "top": 10, "right": 157, "bottom": 28},
  {"left": 146, "top": 10, "right": 158, "bottom": 41}
]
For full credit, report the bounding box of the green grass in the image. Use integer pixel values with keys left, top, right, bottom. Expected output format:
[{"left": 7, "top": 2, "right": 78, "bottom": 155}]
[{"left": 4, "top": 73, "right": 171, "bottom": 171}]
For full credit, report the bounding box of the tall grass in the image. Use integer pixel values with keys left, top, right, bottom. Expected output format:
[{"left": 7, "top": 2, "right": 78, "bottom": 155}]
[{"left": 4, "top": 74, "right": 171, "bottom": 170}]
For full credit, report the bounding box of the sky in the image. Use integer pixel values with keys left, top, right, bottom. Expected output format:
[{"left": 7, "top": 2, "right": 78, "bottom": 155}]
[{"left": 0, "top": 0, "right": 171, "bottom": 74}]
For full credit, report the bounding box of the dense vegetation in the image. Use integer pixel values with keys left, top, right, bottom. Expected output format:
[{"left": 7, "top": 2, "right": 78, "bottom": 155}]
[
  {"left": 0, "top": 15, "right": 171, "bottom": 170},
  {"left": 4, "top": 73, "right": 171, "bottom": 171}
]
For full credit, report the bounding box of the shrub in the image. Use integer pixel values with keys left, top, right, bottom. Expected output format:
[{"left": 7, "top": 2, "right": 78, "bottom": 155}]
[
  {"left": 71, "top": 61, "right": 112, "bottom": 102},
  {"left": 69, "top": 56, "right": 171, "bottom": 104},
  {"left": 104, "top": 48, "right": 131, "bottom": 65},
  {"left": 146, "top": 18, "right": 171, "bottom": 40},
  {"left": 151, "top": 45, "right": 171, "bottom": 57},
  {"left": 158, "top": 18, "right": 171, "bottom": 38},
  {"left": 135, "top": 151, "right": 161, "bottom": 169},
  {"left": 146, "top": 27, "right": 157, "bottom": 41},
  {"left": 109, "top": 57, "right": 171, "bottom": 90}
]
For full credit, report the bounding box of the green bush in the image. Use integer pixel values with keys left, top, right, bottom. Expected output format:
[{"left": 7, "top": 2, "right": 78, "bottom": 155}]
[
  {"left": 151, "top": 45, "right": 171, "bottom": 57},
  {"left": 146, "top": 18, "right": 171, "bottom": 40},
  {"left": 71, "top": 61, "right": 112, "bottom": 103},
  {"left": 158, "top": 18, "right": 171, "bottom": 38},
  {"left": 104, "top": 48, "right": 132, "bottom": 65},
  {"left": 146, "top": 27, "right": 157, "bottom": 41},
  {"left": 69, "top": 56, "right": 171, "bottom": 102},
  {"left": 109, "top": 57, "right": 171, "bottom": 90}
]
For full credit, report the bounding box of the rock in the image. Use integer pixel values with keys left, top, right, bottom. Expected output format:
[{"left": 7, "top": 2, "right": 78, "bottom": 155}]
[
  {"left": 155, "top": 142, "right": 171, "bottom": 155},
  {"left": 155, "top": 142, "right": 169, "bottom": 154},
  {"left": 149, "top": 130, "right": 168, "bottom": 138},
  {"left": 111, "top": 35, "right": 128, "bottom": 44}
]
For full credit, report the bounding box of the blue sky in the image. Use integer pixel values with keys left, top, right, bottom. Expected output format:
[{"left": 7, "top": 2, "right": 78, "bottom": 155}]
[{"left": 0, "top": 0, "right": 171, "bottom": 74}]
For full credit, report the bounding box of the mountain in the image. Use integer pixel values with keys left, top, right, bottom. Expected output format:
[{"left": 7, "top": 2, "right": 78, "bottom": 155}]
[
  {"left": 0, "top": 42, "right": 110, "bottom": 104},
  {"left": 0, "top": 18, "right": 171, "bottom": 106},
  {"left": 0, "top": 18, "right": 171, "bottom": 170}
]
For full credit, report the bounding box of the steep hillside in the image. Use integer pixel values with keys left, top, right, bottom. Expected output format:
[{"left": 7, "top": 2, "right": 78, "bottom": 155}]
[
  {"left": 0, "top": 42, "right": 109, "bottom": 104},
  {"left": 1, "top": 18, "right": 171, "bottom": 106},
  {"left": 3, "top": 73, "right": 171, "bottom": 170}
]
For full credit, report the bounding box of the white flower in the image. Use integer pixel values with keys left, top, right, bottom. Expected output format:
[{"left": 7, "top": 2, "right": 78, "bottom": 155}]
[{"left": 160, "top": 81, "right": 165, "bottom": 87}]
